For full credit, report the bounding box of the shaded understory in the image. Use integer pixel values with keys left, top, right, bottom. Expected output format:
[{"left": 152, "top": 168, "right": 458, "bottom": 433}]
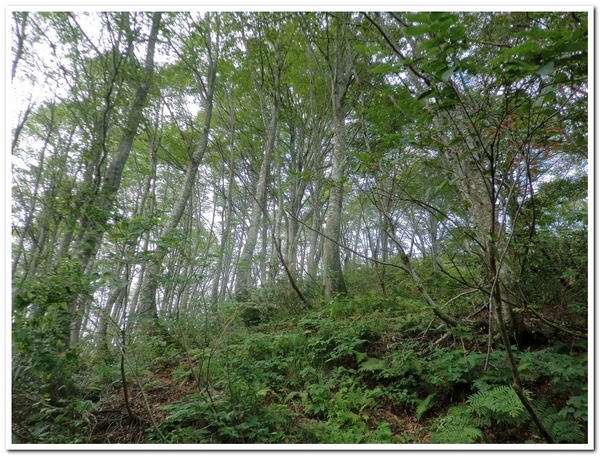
[{"left": 12, "top": 284, "right": 588, "bottom": 445}]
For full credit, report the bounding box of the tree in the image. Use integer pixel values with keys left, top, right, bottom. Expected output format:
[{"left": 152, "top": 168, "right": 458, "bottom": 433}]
[
  {"left": 12, "top": 12, "right": 162, "bottom": 405},
  {"left": 316, "top": 13, "right": 356, "bottom": 300},
  {"left": 364, "top": 11, "right": 587, "bottom": 443},
  {"left": 233, "top": 13, "right": 285, "bottom": 302},
  {"left": 137, "top": 12, "right": 219, "bottom": 323},
  {"left": 11, "top": 11, "right": 588, "bottom": 445}
]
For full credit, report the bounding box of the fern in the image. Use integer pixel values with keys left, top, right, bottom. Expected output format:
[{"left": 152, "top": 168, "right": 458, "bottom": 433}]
[
  {"left": 416, "top": 393, "right": 436, "bottom": 420},
  {"left": 431, "top": 383, "right": 587, "bottom": 444},
  {"left": 430, "top": 404, "right": 484, "bottom": 443},
  {"left": 533, "top": 398, "right": 586, "bottom": 443},
  {"left": 358, "top": 357, "right": 386, "bottom": 373},
  {"left": 467, "top": 385, "right": 529, "bottom": 425}
]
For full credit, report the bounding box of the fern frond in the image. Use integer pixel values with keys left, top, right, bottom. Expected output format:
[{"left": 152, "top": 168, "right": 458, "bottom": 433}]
[
  {"left": 533, "top": 398, "right": 586, "bottom": 443},
  {"left": 430, "top": 424, "right": 484, "bottom": 444},
  {"left": 358, "top": 357, "right": 386, "bottom": 372},
  {"left": 432, "top": 388, "right": 587, "bottom": 444},
  {"left": 467, "top": 384, "right": 529, "bottom": 424},
  {"left": 416, "top": 393, "right": 436, "bottom": 420},
  {"left": 431, "top": 404, "right": 485, "bottom": 444}
]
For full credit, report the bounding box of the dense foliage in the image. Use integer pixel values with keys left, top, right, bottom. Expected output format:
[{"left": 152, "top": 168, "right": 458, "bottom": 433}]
[{"left": 11, "top": 11, "right": 588, "bottom": 446}]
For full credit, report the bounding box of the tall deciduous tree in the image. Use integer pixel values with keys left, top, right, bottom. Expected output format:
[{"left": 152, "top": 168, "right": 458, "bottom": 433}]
[
  {"left": 364, "top": 11, "right": 587, "bottom": 442},
  {"left": 137, "top": 12, "right": 219, "bottom": 321},
  {"left": 234, "top": 14, "right": 284, "bottom": 302},
  {"left": 320, "top": 13, "right": 356, "bottom": 299},
  {"left": 67, "top": 12, "right": 162, "bottom": 346}
]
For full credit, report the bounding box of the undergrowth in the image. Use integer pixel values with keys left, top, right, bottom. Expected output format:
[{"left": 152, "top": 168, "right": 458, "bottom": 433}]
[{"left": 12, "top": 293, "right": 588, "bottom": 445}]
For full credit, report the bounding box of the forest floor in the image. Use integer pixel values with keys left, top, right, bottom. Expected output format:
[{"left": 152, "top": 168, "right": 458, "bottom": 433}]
[
  {"left": 89, "top": 364, "right": 430, "bottom": 445},
  {"left": 80, "top": 297, "right": 587, "bottom": 446},
  {"left": 86, "top": 353, "right": 564, "bottom": 445}
]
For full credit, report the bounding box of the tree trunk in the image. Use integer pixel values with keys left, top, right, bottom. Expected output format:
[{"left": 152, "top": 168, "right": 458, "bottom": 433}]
[
  {"left": 442, "top": 139, "right": 524, "bottom": 343},
  {"left": 65, "top": 12, "right": 162, "bottom": 349},
  {"left": 12, "top": 104, "right": 54, "bottom": 275},
  {"left": 97, "top": 285, "right": 125, "bottom": 358},
  {"left": 307, "top": 186, "right": 323, "bottom": 281},
  {"left": 323, "top": 15, "right": 353, "bottom": 300},
  {"left": 234, "top": 139, "right": 274, "bottom": 300},
  {"left": 211, "top": 90, "right": 236, "bottom": 305},
  {"left": 234, "top": 29, "right": 282, "bottom": 301},
  {"left": 138, "top": 13, "right": 218, "bottom": 320},
  {"left": 11, "top": 12, "right": 29, "bottom": 81}
]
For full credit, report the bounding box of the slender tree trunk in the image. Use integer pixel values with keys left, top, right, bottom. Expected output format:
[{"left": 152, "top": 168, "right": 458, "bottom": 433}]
[
  {"left": 98, "top": 285, "right": 125, "bottom": 358},
  {"left": 323, "top": 15, "right": 353, "bottom": 300},
  {"left": 442, "top": 140, "right": 524, "bottom": 342},
  {"left": 234, "top": 30, "right": 282, "bottom": 301},
  {"left": 71, "top": 12, "right": 161, "bottom": 273},
  {"left": 138, "top": 14, "right": 218, "bottom": 320},
  {"left": 211, "top": 91, "right": 236, "bottom": 305},
  {"left": 11, "top": 12, "right": 29, "bottom": 81},
  {"left": 12, "top": 106, "right": 53, "bottom": 275},
  {"left": 63, "top": 12, "right": 162, "bottom": 350},
  {"left": 235, "top": 145, "right": 273, "bottom": 300},
  {"left": 487, "top": 212, "right": 554, "bottom": 442},
  {"left": 260, "top": 215, "right": 269, "bottom": 285},
  {"left": 307, "top": 187, "right": 323, "bottom": 281},
  {"left": 428, "top": 212, "right": 439, "bottom": 269}
]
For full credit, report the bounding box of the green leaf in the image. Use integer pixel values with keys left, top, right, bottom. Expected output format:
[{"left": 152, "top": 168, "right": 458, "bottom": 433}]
[
  {"left": 441, "top": 65, "right": 458, "bottom": 81},
  {"left": 353, "top": 43, "right": 381, "bottom": 54},
  {"left": 431, "top": 16, "right": 459, "bottom": 33},
  {"left": 404, "top": 24, "right": 431, "bottom": 37},
  {"left": 399, "top": 58, "right": 417, "bottom": 66},
  {"left": 505, "top": 59, "right": 539, "bottom": 71},
  {"left": 425, "top": 46, "right": 441, "bottom": 59},
  {"left": 429, "top": 12, "right": 446, "bottom": 21},
  {"left": 371, "top": 62, "right": 395, "bottom": 74},
  {"left": 557, "top": 41, "right": 587, "bottom": 53},
  {"left": 419, "top": 36, "right": 445, "bottom": 52},
  {"left": 256, "top": 387, "right": 271, "bottom": 398},
  {"left": 348, "top": 151, "right": 372, "bottom": 163},
  {"left": 534, "top": 92, "right": 554, "bottom": 108},
  {"left": 405, "top": 12, "right": 431, "bottom": 23},
  {"left": 417, "top": 89, "right": 436, "bottom": 100},
  {"left": 535, "top": 61, "right": 555, "bottom": 76},
  {"left": 447, "top": 24, "right": 466, "bottom": 42},
  {"left": 355, "top": 351, "right": 368, "bottom": 363},
  {"left": 430, "top": 59, "right": 449, "bottom": 74},
  {"left": 540, "top": 84, "right": 555, "bottom": 95},
  {"left": 416, "top": 393, "right": 437, "bottom": 420}
]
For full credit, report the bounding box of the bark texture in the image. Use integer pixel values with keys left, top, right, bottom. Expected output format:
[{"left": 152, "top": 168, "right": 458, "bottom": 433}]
[{"left": 323, "top": 15, "right": 353, "bottom": 300}]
